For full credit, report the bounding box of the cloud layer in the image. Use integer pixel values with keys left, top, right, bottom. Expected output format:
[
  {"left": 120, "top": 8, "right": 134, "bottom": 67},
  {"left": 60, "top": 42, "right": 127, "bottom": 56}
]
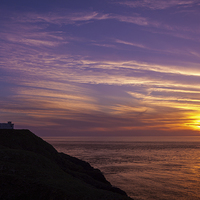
[{"left": 1, "top": 1, "right": 200, "bottom": 136}]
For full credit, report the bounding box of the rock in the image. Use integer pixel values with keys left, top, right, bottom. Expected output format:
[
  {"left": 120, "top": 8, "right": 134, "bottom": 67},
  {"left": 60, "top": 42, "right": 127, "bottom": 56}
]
[{"left": 0, "top": 129, "right": 133, "bottom": 200}]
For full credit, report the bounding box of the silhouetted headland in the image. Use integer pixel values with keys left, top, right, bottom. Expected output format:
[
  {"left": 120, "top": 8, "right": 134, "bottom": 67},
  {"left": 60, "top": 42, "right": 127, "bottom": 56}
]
[{"left": 0, "top": 129, "right": 133, "bottom": 200}]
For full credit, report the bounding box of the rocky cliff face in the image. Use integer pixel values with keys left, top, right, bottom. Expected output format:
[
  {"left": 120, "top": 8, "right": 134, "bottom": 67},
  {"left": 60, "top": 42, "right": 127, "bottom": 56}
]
[{"left": 0, "top": 129, "right": 133, "bottom": 200}]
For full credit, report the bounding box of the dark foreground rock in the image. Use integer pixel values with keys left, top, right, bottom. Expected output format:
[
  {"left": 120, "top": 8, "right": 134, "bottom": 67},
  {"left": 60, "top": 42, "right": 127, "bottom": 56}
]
[{"left": 0, "top": 129, "right": 133, "bottom": 200}]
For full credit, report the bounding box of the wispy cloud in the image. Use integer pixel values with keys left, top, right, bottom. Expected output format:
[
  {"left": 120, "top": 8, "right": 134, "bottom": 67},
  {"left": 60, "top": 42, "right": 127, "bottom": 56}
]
[
  {"left": 117, "top": 0, "right": 199, "bottom": 10},
  {"left": 9, "top": 11, "right": 109, "bottom": 25},
  {"left": 6, "top": 9, "right": 198, "bottom": 43},
  {"left": 111, "top": 14, "right": 154, "bottom": 26},
  {"left": 6, "top": 10, "right": 156, "bottom": 27},
  {"left": 115, "top": 39, "right": 148, "bottom": 49},
  {"left": 4, "top": 8, "right": 195, "bottom": 41}
]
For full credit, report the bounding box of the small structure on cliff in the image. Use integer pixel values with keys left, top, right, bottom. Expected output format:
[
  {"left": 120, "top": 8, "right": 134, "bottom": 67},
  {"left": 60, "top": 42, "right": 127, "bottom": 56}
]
[{"left": 0, "top": 121, "right": 14, "bottom": 129}]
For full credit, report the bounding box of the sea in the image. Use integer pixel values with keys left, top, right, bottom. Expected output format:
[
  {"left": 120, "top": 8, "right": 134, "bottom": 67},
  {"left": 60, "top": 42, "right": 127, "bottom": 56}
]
[{"left": 44, "top": 136, "right": 200, "bottom": 200}]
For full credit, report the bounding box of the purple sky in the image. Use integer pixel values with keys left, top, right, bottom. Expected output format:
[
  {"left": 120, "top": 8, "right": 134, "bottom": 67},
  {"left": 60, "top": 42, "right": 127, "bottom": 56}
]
[{"left": 1, "top": 0, "right": 200, "bottom": 136}]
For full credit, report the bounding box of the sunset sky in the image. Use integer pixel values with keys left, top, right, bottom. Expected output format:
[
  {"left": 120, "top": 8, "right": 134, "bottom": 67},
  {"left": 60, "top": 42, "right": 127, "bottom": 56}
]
[{"left": 1, "top": 0, "right": 200, "bottom": 136}]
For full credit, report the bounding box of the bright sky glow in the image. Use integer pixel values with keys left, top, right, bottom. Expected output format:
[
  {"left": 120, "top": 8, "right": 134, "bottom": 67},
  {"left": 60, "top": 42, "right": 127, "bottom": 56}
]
[{"left": 1, "top": 0, "right": 200, "bottom": 136}]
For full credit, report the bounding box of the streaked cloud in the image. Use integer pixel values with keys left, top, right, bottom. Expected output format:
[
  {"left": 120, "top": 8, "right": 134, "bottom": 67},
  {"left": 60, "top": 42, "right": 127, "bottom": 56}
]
[
  {"left": 117, "top": 0, "right": 199, "bottom": 10},
  {"left": 12, "top": 11, "right": 109, "bottom": 24},
  {"left": 115, "top": 39, "right": 148, "bottom": 49},
  {"left": 4, "top": 10, "right": 156, "bottom": 28}
]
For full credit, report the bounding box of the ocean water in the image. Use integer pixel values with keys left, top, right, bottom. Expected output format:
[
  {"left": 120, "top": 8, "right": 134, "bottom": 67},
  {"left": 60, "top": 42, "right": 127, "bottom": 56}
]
[{"left": 44, "top": 136, "right": 200, "bottom": 200}]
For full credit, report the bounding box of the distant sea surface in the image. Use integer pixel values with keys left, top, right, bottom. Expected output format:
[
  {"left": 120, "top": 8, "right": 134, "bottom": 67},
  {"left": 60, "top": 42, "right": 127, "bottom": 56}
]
[{"left": 44, "top": 136, "right": 200, "bottom": 200}]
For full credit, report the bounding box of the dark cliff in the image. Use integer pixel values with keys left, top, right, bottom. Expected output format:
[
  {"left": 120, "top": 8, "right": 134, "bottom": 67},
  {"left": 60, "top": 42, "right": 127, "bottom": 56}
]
[{"left": 0, "top": 129, "right": 133, "bottom": 200}]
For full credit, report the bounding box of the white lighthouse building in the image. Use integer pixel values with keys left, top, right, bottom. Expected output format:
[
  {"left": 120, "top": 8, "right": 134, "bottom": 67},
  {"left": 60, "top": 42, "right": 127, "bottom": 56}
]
[{"left": 0, "top": 121, "right": 14, "bottom": 129}]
